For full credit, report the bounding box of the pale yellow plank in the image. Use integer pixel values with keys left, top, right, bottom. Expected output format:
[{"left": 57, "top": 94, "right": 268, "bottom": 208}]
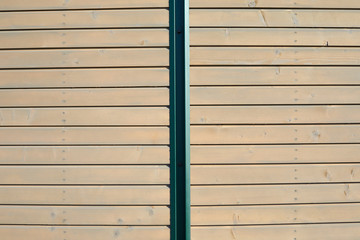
[
  {"left": 191, "top": 28, "right": 360, "bottom": 46},
  {"left": 0, "top": 107, "right": 169, "bottom": 126},
  {"left": 0, "top": 226, "right": 169, "bottom": 240},
  {"left": 190, "top": 10, "right": 360, "bottom": 27},
  {"left": 190, "top": 67, "right": 360, "bottom": 86},
  {"left": 190, "top": 0, "right": 360, "bottom": 8},
  {"left": 0, "top": 206, "right": 169, "bottom": 225},
  {"left": 191, "top": 87, "right": 360, "bottom": 105},
  {"left": 191, "top": 125, "right": 360, "bottom": 144},
  {"left": 0, "top": 146, "right": 169, "bottom": 164},
  {"left": 0, "top": 10, "right": 168, "bottom": 30},
  {"left": 0, "top": 49, "right": 169, "bottom": 68},
  {"left": 0, "top": 127, "right": 169, "bottom": 145},
  {"left": 191, "top": 164, "right": 360, "bottom": 184},
  {"left": 192, "top": 184, "right": 360, "bottom": 205},
  {"left": 191, "top": 106, "right": 360, "bottom": 124},
  {"left": 0, "top": 88, "right": 168, "bottom": 107},
  {"left": 192, "top": 224, "right": 360, "bottom": 240},
  {"left": 0, "top": 29, "right": 169, "bottom": 49},
  {"left": 0, "top": 166, "right": 169, "bottom": 184},
  {"left": 0, "top": 68, "right": 169, "bottom": 88},
  {"left": 191, "top": 145, "right": 360, "bottom": 164},
  {"left": 0, "top": 186, "right": 169, "bottom": 205},
  {"left": 191, "top": 47, "right": 360, "bottom": 66}
]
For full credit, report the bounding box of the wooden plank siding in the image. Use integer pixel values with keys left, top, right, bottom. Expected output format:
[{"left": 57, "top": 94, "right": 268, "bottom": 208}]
[
  {"left": 0, "top": 3, "right": 170, "bottom": 240},
  {"left": 190, "top": 2, "right": 360, "bottom": 240}
]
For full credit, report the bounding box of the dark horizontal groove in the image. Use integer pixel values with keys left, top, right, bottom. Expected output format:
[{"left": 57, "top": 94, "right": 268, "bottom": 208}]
[
  {"left": 190, "top": 104, "right": 360, "bottom": 107},
  {"left": 190, "top": 162, "right": 360, "bottom": 166},
  {"left": 0, "top": 144, "right": 170, "bottom": 147},
  {"left": 191, "top": 221, "right": 360, "bottom": 228},
  {"left": 0, "top": 164, "right": 170, "bottom": 167},
  {"left": 190, "top": 123, "right": 360, "bottom": 126},
  {"left": 0, "top": 224, "right": 170, "bottom": 227},
  {"left": 191, "top": 202, "right": 360, "bottom": 207},
  {"left": 0, "top": 7, "right": 169, "bottom": 13},
  {"left": 190, "top": 143, "right": 360, "bottom": 146},
  {"left": 0, "top": 27, "right": 169, "bottom": 32},
  {"left": 0, "top": 46, "right": 169, "bottom": 51},
  {"left": 189, "top": 26, "right": 360, "bottom": 29},
  {"left": 0, "top": 125, "right": 170, "bottom": 128},
  {"left": 191, "top": 65, "right": 360, "bottom": 67},
  {"left": 191, "top": 182, "right": 360, "bottom": 186},
  {"left": 0, "top": 184, "right": 170, "bottom": 186},
  {"left": 191, "top": 143, "right": 360, "bottom": 147},
  {"left": 0, "top": 204, "right": 170, "bottom": 207},
  {"left": 190, "top": 85, "right": 360, "bottom": 87},
  {"left": 0, "top": 105, "right": 169, "bottom": 109},
  {"left": 190, "top": 8, "right": 360, "bottom": 10},
  {"left": 0, "top": 86, "right": 170, "bottom": 90},
  {"left": 0, "top": 66, "right": 169, "bottom": 70},
  {"left": 191, "top": 45, "right": 360, "bottom": 48}
]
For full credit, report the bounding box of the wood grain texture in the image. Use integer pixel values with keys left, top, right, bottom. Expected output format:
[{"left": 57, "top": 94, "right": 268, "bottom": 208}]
[
  {"left": 0, "top": 10, "right": 168, "bottom": 30},
  {"left": 0, "top": 186, "right": 169, "bottom": 205},
  {"left": 0, "top": 49, "right": 169, "bottom": 68},
  {"left": 190, "top": 47, "right": 360, "bottom": 66},
  {"left": 0, "top": 68, "right": 169, "bottom": 88},
  {"left": 0, "top": 29, "right": 169, "bottom": 49},
  {"left": 191, "top": 164, "right": 360, "bottom": 184},
  {"left": 0, "top": 146, "right": 169, "bottom": 164},
  {"left": 0, "top": 166, "right": 169, "bottom": 184},
  {"left": 192, "top": 184, "right": 360, "bottom": 205},
  {"left": 190, "top": 67, "right": 360, "bottom": 86},
  {"left": 190, "top": 10, "right": 360, "bottom": 27},
  {"left": 0, "top": 88, "right": 168, "bottom": 107},
  {"left": 0, "top": 127, "right": 169, "bottom": 145},
  {"left": 191, "top": 145, "right": 360, "bottom": 164}
]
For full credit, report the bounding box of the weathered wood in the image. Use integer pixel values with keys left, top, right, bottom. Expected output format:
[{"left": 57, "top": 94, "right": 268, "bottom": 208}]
[
  {"left": 191, "top": 164, "right": 360, "bottom": 184},
  {"left": 0, "top": 146, "right": 169, "bottom": 164},
  {"left": 0, "top": 29, "right": 169, "bottom": 49},
  {"left": 0, "top": 107, "right": 169, "bottom": 126},
  {"left": 191, "top": 145, "right": 360, "bottom": 164},
  {"left": 0, "top": 10, "right": 168, "bottom": 30},
  {"left": 0, "top": 49, "right": 169, "bottom": 68},
  {"left": 190, "top": 10, "right": 360, "bottom": 27},
  {"left": 190, "top": 47, "right": 360, "bottom": 66},
  {"left": 0, "top": 127, "right": 169, "bottom": 145},
  {"left": 0, "top": 166, "right": 169, "bottom": 184}
]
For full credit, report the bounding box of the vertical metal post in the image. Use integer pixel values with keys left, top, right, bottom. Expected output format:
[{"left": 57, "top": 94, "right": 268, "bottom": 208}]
[{"left": 169, "top": 0, "right": 190, "bottom": 239}]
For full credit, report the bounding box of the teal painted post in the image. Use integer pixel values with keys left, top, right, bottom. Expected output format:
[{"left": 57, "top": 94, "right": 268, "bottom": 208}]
[{"left": 169, "top": 0, "right": 191, "bottom": 239}]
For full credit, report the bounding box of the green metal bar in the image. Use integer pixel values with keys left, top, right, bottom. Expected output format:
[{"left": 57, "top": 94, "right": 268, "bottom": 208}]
[{"left": 169, "top": 0, "right": 190, "bottom": 239}]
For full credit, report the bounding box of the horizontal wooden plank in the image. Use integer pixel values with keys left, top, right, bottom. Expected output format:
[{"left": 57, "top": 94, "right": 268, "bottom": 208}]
[
  {"left": 191, "top": 28, "right": 360, "bottom": 46},
  {"left": 0, "top": 68, "right": 169, "bottom": 88},
  {"left": 191, "top": 145, "right": 360, "bottom": 164},
  {"left": 192, "top": 203, "right": 360, "bottom": 225},
  {"left": 191, "top": 87, "right": 360, "bottom": 105},
  {"left": 0, "top": 0, "right": 168, "bottom": 10},
  {"left": 0, "top": 186, "right": 169, "bottom": 205},
  {"left": 0, "top": 127, "right": 169, "bottom": 145},
  {"left": 0, "top": 29, "right": 169, "bottom": 49},
  {"left": 192, "top": 224, "right": 360, "bottom": 240},
  {"left": 0, "top": 107, "right": 169, "bottom": 126},
  {"left": 190, "top": 0, "right": 360, "bottom": 8},
  {"left": 0, "top": 49, "right": 168, "bottom": 68},
  {"left": 190, "top": 10, "right": 360, "bottom": 27},
  {"left": 191, "top": 164, "right": 360, "bottom": 184},
  {"left": 192, "top": 184, "right": 360, "bottom": 205},
  {"left": 191, "top": 106, "right": 360, "bottom": 124},
  {"left": 0, "top": 88, "right": 168, "bottom": 107},
  {"left": 0, "top": 146, "right": 169, "bottom": 164},
  {"left": 190, "top": 67, "right": 360, "bottom": 86},
  {"left": 0, "top": 206, "right": 169, "bottom": 225},
  {"left": 191, "top": 47, "right": 360, "bottom": 66},
  {"left": 191, "top": 125, "right": 360, "bottom": 144},
  {"left": 0, "top": 10, "right": 168, "bottom": 30},
  {"left": 0, "top": 166, "right": 169, "bottom": 184},
  {"left": 0, "top": 226, "right": 169, "bottom": 240}
]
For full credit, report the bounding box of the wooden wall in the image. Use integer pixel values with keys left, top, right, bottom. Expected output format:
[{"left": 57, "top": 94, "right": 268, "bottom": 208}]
[
  {"left": 189, "top": 1, "right": 360, "bottom": 239},
  {"left": 0, "top": 1, "right": 170, "bottom": 240}
]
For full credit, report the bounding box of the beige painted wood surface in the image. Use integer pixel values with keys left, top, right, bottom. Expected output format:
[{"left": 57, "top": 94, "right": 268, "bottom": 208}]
[
  {"left": 0, "top": 68, "right": 169, "bottom": 88},
  {"left": 192, "top": 184, "right": 360, "bottom": 205},
  {"left": 191, "top": 164, "right": 360, "bottom": 184},
  {"left": 190, "top": 10, "right": 360, "bottom": 27},
  {"left": 0, "top": 186, "right": 169, "bottom": 205},
  {"left": 0, "top": 10, "right": 168, "bottom": 30},
  {"left": 0, "top": 88, "right": 168, "bottom": 107},
  {"left": 0, "top": 166, "right": 169, "bottom": 184},
  {"left": 0, "top": 107, "right": 169, "bottom": 126},
  {"left": 0, "top": 226, "right": 169, "bottom": 240},
  {"left": 0, "top": 29, "right": 169, "bottom": 49},
  {"left": 191, "top": 145, "right": 360, "bottom": 164},
  {"left": 191, "top": 47, "right": 360, "bottom": 66},
  {"left": 190, "top": 67, "right": 360, "bottom": 85},
  {"left": 0, "top": 49, "right": 168, "bottom": 68},
  {"left": 0, "top": 146, "right": 169, "bottom": 164},
  {"left": 0, "top": 127, "right": 169, "bottom": 145}
]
